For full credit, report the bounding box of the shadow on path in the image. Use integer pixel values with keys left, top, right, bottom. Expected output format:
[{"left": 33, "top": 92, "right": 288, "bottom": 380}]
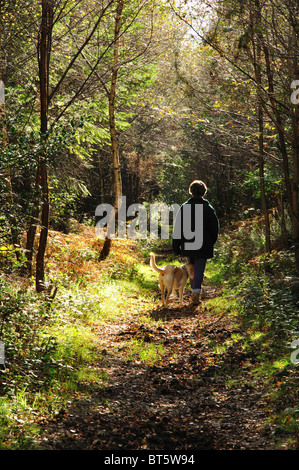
[{"left": 39, "top": 289, "right": 274, "bottom": 451}]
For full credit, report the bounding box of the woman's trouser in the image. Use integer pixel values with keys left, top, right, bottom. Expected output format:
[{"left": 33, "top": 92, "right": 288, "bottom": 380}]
[{"left": 188, "top": 257, "right": 207, "bottom": 294}]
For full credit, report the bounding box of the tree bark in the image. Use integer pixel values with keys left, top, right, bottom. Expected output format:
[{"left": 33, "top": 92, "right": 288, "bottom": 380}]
[
  {"left": 290, "top": 4, "right": 299, "bottom": 273},
  {"left": 25, "top": 168, "right": 40, "bottom": 275},
  {"left": 35, "top": 0, "right": 53, "bottom": 292},
  {"left": 252, "top": 0, "right": 271, "bottom": 253},
  {"left": 109, "top": 0, "right": 124, "bottom": 210},
  {"left": 100, "top": 0, "right": 124, "bottom": 260},
  {"left": 257, "top": 104, "right": 271, "bottom": 253}
]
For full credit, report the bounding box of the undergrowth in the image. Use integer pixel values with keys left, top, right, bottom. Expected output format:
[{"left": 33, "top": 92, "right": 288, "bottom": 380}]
[
  {"left": 205, "top": 218, "right": 299, "bottom": 449},
  {"left": 0, "top": 231, "right": 159, "bottom": 449},
  {"left": 0, "top": 217, "right": 298, "bottom": 449}
]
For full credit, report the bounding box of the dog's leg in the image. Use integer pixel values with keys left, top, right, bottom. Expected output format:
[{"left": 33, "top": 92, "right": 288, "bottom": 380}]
[
  {"left": 169, "top": 290, "right": 177, "bottom": 300},
  {"left": 165, "top": 289, "right": 171, "bottom": 307},
  {"left": 165, "top": 279, "right": 174, "bottom": 307},
  {"left": 178, "top": 286, "right": 184, "bottom": 307},
  {"left": 159, "top": 278, "right": 166, "bottom": 307}
]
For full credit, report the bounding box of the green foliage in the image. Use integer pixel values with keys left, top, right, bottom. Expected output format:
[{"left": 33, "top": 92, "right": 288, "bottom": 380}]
[
  {"left": 205, "top": 216, "right": 298, "bottom": 447},
  {"left": 243, "top": 167, "right": 283, "bottom": 201},
  {"left": 160, "top": 155, "right": 191, "bottom": 205},
  {"left": 237, "top": 266, "right": 297, "bottom": 334},
  {"left": 1, "top": 0, "right": 299, "bottom": 448},
  {"left": 124, "top": 338, "right": 165, "bottom": 366},
  {"left": 0, "top": 278, "right": 50, "bottom": 403},
  {"left": 0, "top": 117, "right": 87, "bottom": 244}
]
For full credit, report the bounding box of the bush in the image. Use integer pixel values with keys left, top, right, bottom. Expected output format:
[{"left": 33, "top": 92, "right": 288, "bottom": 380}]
[{"left": 210, "top": 217, "right": 298, "bottom": 340}]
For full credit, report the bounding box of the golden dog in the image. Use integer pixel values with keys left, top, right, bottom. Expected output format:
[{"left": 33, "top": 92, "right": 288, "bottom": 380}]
[{"left": 150, "top": 252, "right": 193, "bottom": 308}]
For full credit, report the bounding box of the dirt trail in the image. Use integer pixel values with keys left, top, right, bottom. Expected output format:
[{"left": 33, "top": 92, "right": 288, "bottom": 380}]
[{"left": 38, "top": 286, "right": 275, "bottom": 451}]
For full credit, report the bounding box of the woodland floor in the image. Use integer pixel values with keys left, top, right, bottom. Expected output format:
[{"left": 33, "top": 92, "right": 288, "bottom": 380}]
[{"left": 37, "top": 285, "right": 280, "bottom": 451}]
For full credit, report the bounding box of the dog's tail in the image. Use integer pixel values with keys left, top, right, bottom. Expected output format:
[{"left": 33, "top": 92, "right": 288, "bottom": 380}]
[{"left": 150, "top": 252, "right": 165, "bottom": 274}]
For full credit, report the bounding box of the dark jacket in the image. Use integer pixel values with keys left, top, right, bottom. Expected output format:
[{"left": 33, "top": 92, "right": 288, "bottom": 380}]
[{"left": 172, "top": 197, "right": 219, "bottom": 259}]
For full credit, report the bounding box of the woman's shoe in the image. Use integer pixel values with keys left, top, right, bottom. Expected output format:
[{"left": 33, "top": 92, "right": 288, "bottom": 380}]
[{"left": 191, "top": 293, "right": 201, "bottom": 305}]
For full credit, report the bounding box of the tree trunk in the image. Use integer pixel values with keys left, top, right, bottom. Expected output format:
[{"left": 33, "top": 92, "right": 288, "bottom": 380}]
[
  {"left": 109, "top": 0, "right": 124, "bottom": 210},
  {"left": 35, "top": 0, "right": 53, "bottom": 292},
  {"left": 257, "top": 103, "right": 271, "bottom": 253},
  {"left": 100, "top": 0, "right": 124, "bottom": 260},
  {"left": 290, "top": 6, "right": 299, "bottom": 273},
  {"left": 25, "top": 169, "right": 41, "bottom": 275},
  {"left": 252, "top": 0, "right": 271, "bottom": 253},
  {"left": 292, "top": 89, "right": 299, "bottom": 272}
]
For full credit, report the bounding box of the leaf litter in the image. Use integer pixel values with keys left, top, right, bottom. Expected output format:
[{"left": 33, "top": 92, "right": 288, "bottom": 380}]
[
  {"left": 8, "top": 228, "right": 294, "bottom": 451},
  {"left": 37, "top": 284, "right": 281, "bottom": 450}
]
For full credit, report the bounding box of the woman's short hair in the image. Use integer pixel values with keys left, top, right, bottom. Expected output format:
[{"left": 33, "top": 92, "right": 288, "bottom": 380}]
[{"left": 189, "top": 180, "right": 207, "bottom": 197}]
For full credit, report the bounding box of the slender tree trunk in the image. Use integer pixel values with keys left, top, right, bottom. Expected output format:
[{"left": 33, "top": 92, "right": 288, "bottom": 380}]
[
  {"left": 100, "top": 0, "right": 124, "bottom": 260},
  {"left": 290, "top": 6, "right": 299, "bottom": 273},
  {"left": 109, "top": 0, "right": 123, "bottom": 209},
  {"left": 262, "top": 43, "right": 294, "bottom": 223},
  {"left": 25, "top": 168, "right": 40, "bottom": 274},
  {"left": 277, "top": 193, "right": 288, "bottom": 246},
  {"left": 252, "top": 0, "right": 271, "bottom": 253},
  {"left": 257, "top": 103, "right": 271, "bottom": 253},
  {"left": 254, "top": 0, "right": 298, "bottom": 265},
  {"left": 292, "top": 87, "right": 299, "bottom": 272},
  {"left": 35, "top": 0, "right": 53, "bottom": 292}
]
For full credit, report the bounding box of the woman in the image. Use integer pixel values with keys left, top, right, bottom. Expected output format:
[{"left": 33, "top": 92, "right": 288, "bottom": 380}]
[{"left": 172, "top": 180, "right": 219, "bottom": 305}]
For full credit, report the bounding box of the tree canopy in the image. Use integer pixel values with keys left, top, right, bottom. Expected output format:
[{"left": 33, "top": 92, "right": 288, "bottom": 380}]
[
  {"left": 0, "top": 0, "right": 298, "bottom": 452},
  {"left": 1, "top": 0, "right": 299, "bottom": 287}
]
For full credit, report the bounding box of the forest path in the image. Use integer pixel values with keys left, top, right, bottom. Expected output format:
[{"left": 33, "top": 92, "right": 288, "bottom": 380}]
[{"left": 39, "top": 281, "right": 276, "bottom": 451}]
